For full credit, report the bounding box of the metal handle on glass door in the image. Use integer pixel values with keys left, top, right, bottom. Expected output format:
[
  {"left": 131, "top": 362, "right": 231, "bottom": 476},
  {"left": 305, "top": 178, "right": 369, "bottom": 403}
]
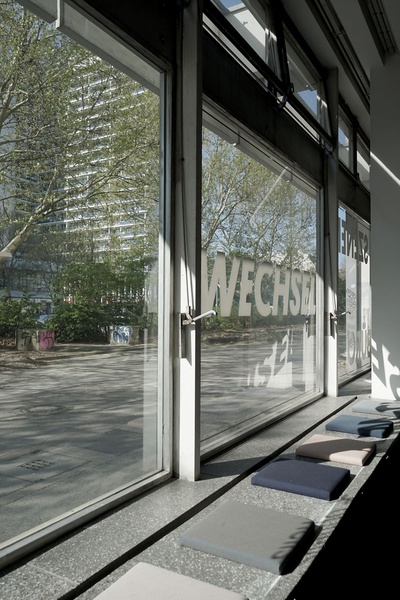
[
  {"left": 191, "top": 310, "right": 216, "bottom": 322},
  {"left": 181, "top": 309, "right": 216, "bottom": 325},
  {"left": 330, "top": 311, "right": 351, "bottom": 320}
]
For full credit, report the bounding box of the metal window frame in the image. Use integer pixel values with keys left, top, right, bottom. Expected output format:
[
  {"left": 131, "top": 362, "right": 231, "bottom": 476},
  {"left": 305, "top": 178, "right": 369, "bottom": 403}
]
[
  {"left": 203, "top": 0, "right": 334, "bottom": 148},
  {"left": 2, "top": 0, "right": 173, "bottom": 570}
]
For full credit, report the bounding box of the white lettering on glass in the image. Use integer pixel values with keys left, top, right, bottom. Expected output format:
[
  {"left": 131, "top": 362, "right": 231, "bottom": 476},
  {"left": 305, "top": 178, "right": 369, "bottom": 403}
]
[
  {"left": 201, "top": 250, "right": 316, "bottom": 317},
  {"left": 338, "top": 215, "right": 369, "bottom": 264}
]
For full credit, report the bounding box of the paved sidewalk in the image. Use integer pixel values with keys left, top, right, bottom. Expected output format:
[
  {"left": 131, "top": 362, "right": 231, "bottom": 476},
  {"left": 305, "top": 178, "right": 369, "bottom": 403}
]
[{"left": 0, "top": 344, "right": 150, "bottom": 544}]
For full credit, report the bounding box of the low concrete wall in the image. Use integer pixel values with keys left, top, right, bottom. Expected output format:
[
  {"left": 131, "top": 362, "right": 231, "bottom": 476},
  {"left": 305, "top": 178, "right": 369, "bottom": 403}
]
[
  {"left": 16, "top": 329, "right": 55, "bottom": 351},
  {"left": 109, "top": 325, "right": 140, "bottom": 345}
]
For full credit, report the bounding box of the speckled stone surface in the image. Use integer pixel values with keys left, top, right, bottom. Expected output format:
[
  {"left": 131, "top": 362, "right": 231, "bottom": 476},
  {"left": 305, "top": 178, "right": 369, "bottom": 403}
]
[
  {"left": 132, "top": 394, "right": 394, "bottom": 600},
  {"left": 1, "top": 375, "right": 395, "bottom": 600}
]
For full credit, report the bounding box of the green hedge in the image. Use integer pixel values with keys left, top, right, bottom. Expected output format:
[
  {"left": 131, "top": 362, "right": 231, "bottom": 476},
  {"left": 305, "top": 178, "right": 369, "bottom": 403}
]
[
  {"left": 48, "top": 302, "right": 110, "bottom": 343},
  {"left": 0, "top": 295, "right": 38, "bottom": 337}
]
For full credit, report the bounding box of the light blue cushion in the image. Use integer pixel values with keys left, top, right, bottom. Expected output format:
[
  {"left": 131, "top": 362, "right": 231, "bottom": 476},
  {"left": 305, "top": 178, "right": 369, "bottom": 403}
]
[
  {"left": 180, "top": 500, "right": 315, "bottom": 575},
  {"left": 326, "top": 414, "right": 393, "bottom": 438},
  {"left": 352, "top": 399, "right": 400, "bottom": 419}
]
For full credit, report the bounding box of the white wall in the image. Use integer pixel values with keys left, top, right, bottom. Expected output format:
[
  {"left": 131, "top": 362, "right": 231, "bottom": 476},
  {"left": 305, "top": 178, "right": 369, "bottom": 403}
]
[{"left": 370, "top": 55, "right": 400, "bottom": 399}]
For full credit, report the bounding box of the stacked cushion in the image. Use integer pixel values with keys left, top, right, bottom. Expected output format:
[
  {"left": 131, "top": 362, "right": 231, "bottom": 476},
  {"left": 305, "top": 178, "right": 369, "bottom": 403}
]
[{"left": 295, "top": 433, "right": 376, "bottom": 466}]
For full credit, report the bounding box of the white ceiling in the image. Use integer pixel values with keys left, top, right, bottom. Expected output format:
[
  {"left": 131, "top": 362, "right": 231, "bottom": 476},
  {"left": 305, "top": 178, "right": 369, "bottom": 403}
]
[
  {"left": 383, "top": 0, "right": 400, "bottom": 49},
  {"left": 281, "top": 0, "right": 400, "bottom": 138}
]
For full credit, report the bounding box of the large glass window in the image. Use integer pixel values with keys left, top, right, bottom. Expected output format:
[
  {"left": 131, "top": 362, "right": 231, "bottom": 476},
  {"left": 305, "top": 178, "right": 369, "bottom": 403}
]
[
  {"left": 0, "top": 0, "right": 168, "bottom": 554},
  {"left": 200, "top": 119, "right": 322, "bottom": 454},
  {"left": 284, "top": 36, "right": 330, "bottom": 138},
  {"left": 204, "top": 1, "right": 331, "bottom": 144},
  {"left": 338, "top": 110, "right": 353, "bottom": 170},
  {"left": 337, "top": 206, "right": 371, "bottom": 381},
  {"left": 356, "top": 134, "right": 370, "bottom": 190},
  {"left": 206, "top": 0, "right": 282, "bottom": 81}
]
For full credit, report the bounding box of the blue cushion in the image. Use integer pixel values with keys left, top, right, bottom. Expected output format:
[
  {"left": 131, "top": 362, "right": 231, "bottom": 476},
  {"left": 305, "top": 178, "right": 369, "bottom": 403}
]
[
  {"left": 326, "top": 414, "right": 393, "bottom": 438},
  {"left": 251, "top": 457, "right": 350, "bottom": 500},
  {"left": 180, "top": 500, "right": 315, "bottom": 575},
  {"left": 352, "top": 399, "right": 400, "bottom": 419}
]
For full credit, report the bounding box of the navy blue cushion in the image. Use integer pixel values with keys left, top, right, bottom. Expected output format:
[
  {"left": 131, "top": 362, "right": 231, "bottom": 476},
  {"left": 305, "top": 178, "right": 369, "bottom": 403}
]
[
  {"left": 251, "top": 457, "right": 350, "bottom": 500},
  {"left": 326, "top": 414, "right": 393, "bottom": 438}
]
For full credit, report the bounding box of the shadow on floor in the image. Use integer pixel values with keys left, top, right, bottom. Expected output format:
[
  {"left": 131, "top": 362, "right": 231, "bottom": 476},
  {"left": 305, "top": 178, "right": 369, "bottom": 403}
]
[{"left": 286, "top": 429, "right": 400, "bottom": 598}]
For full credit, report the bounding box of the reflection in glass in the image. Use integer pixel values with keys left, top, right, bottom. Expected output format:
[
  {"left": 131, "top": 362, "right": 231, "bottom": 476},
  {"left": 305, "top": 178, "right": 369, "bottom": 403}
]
[
  {"left": 201, "top": 127, "right": 321, "bottom": 451},
  {"left": 338, "top": 112, "right": 352, "bottom": 170},
  {"left": 337, "top": 206, "right": 371, "bottom": 381},
  {"left": 357, "top": 135, "right": 370, "bottom": 189},
  {"left": 285, "top": 38, "right": 330, "bottom": 136},
  {"left": 208, "top": 0, "right": 282, "bottom": 81},
  {"left": 0, "top": 3, "right": 162, "bottom": 544}
]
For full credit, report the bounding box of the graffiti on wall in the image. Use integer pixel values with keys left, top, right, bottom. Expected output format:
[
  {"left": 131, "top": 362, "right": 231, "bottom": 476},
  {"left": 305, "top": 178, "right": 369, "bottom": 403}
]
[
  {"left": 17, "top": 329, "right": 55, "bottom": 351},
  {"left": 112, "top": 326, "right": 133, "bottom": 344},
  {"left": 110, "top": 325, "right": 140, "bottom": 345},
  {"left": 39, "top": 330, "right": 55, "bottom": 350}
]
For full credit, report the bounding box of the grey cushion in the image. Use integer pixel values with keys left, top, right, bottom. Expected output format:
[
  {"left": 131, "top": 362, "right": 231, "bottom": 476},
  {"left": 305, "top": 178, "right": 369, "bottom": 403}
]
[
  {"left": 352, "top": 399, "right": 400, "bottom": 419},
  {"left": 93, "top": 561, "right": 248, "bottom": 600},
  {"left": 251, "top": 457, "right": 350, "bottom": 500},
  {"left": 180, "top": 500, "right": 315, "bottom": 575},
  {"left": 326, "top": 414, "right": 393, "bottom": 438},
  {"left": 296, "top": 433, "right": 376, "bottom": 466}
]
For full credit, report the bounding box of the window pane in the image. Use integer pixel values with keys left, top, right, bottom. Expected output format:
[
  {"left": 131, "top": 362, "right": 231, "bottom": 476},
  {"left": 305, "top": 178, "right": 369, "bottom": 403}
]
[
  {"left": 357, "top": 135, "right": 370, "bottom": 189},
  {"left": 0, "top": 2, "right": 164, "bottom": 546},
  {"left": 201, "top": 126, "right": 321, "bottom": 453},
  {"left": 207, "top": 0, "right": 282, "bottom": 81},
  {"left": 338, "top": 112, "right": 352, "bottom": 170},
  {"left": 337, "top": 206, "right": 371, "bottom": 381},
  {"left": 285, "top": 38, "right": 330, "bottom": 136}
]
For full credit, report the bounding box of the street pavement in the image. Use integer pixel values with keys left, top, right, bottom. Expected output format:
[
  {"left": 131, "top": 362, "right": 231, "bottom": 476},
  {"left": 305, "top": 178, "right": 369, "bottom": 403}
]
[
  {"left": 0, "top": 345, "right": 153, "bottom": 543},
  {"left": 0, "top": 339, "right": 345, "bottom": 548}
]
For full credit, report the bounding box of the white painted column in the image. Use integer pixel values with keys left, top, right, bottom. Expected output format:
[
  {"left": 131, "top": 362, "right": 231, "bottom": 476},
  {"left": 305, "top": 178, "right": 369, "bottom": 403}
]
[
  {"left": 370, "top": 55, "right": 400, "bottom": 400},
  {"left": 324, "top": 68, "right": 339, "bottom": 397},
  {"left": 173, "top": 0, "right": 203, "bottom": 480}
]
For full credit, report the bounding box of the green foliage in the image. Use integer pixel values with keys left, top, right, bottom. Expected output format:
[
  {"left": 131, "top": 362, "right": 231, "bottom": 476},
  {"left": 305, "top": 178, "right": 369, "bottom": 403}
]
[
  {"left": 201, "top": 128, "right": 318, "bottom": 337},
  {"left": 0, "top": 2, "right": 161, "bottom": 343},
  {"left": 0, "top": 0, "right": 160, "bottom": 270},
  {"left": 48, "top": 250, "right": 152, "bottom": 342},
  {"left": 0, "top": 294, "right": 38, "bottom": 337},
  {"left": 48, "top": 302, "right": 109, "bottom": 344},
  {"left": 52, "top": 253, "right": 146, "bottom": 309},
  {"left": 202, "top": 128, "right": 317, "bottom": 268}
]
